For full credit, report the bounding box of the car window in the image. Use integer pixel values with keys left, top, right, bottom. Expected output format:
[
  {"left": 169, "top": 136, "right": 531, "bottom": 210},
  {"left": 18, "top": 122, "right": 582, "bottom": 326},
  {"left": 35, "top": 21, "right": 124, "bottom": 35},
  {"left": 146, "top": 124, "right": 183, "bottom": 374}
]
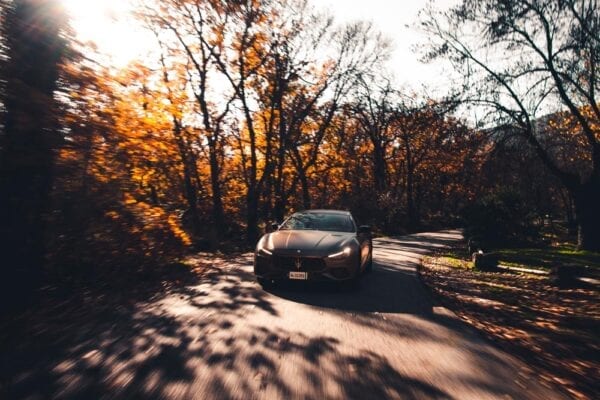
[{"left": 279, "top": 213, "right": 355, "bottom": 232}]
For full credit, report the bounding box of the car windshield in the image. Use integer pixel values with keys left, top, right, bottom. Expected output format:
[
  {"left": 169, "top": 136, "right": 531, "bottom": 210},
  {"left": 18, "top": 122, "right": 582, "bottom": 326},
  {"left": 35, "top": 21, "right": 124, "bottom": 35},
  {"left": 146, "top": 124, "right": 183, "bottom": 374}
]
[{"left": 279, "top": 212, "right": 355, "bottom": 233}]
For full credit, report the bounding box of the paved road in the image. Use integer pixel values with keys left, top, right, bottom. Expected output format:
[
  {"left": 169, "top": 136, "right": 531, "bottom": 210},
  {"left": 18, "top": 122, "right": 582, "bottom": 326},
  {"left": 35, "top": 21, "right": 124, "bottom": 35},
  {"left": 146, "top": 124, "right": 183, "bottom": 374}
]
[{"left": 3, "top": 231, "right": 566, "bottom": 399}]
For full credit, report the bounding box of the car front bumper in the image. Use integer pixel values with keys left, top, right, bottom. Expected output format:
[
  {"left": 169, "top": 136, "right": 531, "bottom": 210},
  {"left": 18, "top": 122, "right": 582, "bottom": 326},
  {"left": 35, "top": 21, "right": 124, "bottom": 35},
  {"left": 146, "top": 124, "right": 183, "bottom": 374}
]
[{"left": 254, "top": 252, "right": 358, "bottom": 281}]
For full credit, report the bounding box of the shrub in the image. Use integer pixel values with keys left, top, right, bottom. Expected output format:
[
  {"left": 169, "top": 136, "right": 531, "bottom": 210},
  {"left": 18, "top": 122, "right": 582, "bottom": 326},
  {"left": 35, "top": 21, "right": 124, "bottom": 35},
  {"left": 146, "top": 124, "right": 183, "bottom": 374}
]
[{"left": 463, "top": 190, "right": 540, "bottom": 248}]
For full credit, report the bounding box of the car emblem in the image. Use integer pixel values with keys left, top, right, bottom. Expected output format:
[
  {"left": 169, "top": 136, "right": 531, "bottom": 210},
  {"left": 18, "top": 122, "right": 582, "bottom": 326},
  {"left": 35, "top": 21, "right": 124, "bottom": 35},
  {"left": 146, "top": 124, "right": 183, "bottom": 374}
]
[
  {"left": 295, "top": 258, "right": 302, "bottom": 270},
  {"left": 297, "top": 249, "right": 301, "bottom": 253}
]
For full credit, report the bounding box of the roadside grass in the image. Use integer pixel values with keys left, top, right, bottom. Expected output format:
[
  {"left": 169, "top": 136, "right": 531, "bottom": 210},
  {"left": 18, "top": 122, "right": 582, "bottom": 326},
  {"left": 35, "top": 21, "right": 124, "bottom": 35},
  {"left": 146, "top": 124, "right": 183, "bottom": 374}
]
[
  {"left": 495, "top": 245, "right": 600, "bottom": 271},
  {"left": 494, "top": 224, "right": 599, "bottom": 270},
  {"left": 438, "top": 222, "right": 600, "bottom": 272},
  {"left": 424, "top": 253, "right": 470, "bottom": 270}
]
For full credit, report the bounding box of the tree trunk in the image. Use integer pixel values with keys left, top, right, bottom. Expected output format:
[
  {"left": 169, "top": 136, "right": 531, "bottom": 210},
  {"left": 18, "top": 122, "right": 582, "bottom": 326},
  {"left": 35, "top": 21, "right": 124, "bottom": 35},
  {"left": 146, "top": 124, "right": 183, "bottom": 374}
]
[
  {"left": 273, "top": 197, "right": 286, "bottom": 222},
  {"left": 406, "top": 170, "right": 416, "bottom": 231},
  {"left": 262, "top": 177, "right": 273, "bottom": 223},
  {"left": 246, "top": 189, "right": 259, "bottom": 244},
  {"left": 273, "top": 158, "right": 286, "bottom": 222},
  {"left": 573, "top": 179, "right": 600, "bottom": 252},
  {"left": 0, "top": 0, "right": 65, "bottom": 307},
  {"left": 171, "top": 120, "right": 201, "bottom": 236},
  {"left": 149, "top": 185, "right": 159, "bottom": 205},
  {"left": 182, "top": 163, "right": 201, "bottom": 235},
  {"left": 372, "top": 141, "right": 387, "bottom": 193},
  {"left": 0, "top": 133, "right": 53, "bottom": 296},
  {"left": 299, "top": 168, "right": 311, "bottom": 210},
  {"left": 404, "top": 136, "right": 417, "bottom": 231},
  {"left": 558, "top": 189, "right": 577, "bottom": 235},
  {"left": 208, "top": 139, "right": 224, "bottom": 236}
]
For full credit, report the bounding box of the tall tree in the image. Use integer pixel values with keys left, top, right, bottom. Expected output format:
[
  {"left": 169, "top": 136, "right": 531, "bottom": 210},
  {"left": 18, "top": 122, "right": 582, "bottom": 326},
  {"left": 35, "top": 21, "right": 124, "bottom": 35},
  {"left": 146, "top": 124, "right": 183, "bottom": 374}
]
[
  {"left": 0, "top": 0, "right": 68, "bottom": 297},
  {"left": 354, "top": 79, "right": 397, "bottom": 195},
  {"left": 206, "top": 0, "right": 275, "bottom": 243},
  {"left": 139, "top": 0, "right": 238, "bottom": 241},
  {"left": 422, "top": 0, "right": 600, "bottom": 250},
  {"left": 283, "top": 19, "right": 389, "bottom": 212}
]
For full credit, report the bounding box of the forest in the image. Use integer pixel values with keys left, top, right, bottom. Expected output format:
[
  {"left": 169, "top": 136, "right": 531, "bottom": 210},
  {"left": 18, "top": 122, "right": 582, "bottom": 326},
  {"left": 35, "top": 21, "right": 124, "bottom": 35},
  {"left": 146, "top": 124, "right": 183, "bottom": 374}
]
[{"left": 0, "top": 0, "right": 598, "bottom": 303}]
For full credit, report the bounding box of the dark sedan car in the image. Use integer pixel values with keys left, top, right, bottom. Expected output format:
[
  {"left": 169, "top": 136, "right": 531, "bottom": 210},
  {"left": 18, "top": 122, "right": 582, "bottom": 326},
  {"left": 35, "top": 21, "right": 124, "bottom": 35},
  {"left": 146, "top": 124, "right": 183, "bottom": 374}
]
[{"left": 254, "top": 209, "right": 372, "bottom": 287}]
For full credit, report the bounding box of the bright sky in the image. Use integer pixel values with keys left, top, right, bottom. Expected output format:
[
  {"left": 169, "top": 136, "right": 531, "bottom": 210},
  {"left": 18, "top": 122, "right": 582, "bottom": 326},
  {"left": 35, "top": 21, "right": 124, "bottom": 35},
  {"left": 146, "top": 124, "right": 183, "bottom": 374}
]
[
  {"left": 61, "top": 0, "right": 154, "bottom": 65},
  {"left": 61, "top": 0, "right": 458, "bottom": 95},
  {"left": 313, "top": 0, "right": 458, "bottom": 94}
]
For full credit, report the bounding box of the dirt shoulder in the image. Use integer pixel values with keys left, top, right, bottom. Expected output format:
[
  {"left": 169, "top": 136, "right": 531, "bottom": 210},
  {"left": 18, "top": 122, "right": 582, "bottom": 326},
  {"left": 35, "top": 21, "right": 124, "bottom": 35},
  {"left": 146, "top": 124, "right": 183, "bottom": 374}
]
[{"left": 418, "top": 250, "right": 600, "bottom": 399}]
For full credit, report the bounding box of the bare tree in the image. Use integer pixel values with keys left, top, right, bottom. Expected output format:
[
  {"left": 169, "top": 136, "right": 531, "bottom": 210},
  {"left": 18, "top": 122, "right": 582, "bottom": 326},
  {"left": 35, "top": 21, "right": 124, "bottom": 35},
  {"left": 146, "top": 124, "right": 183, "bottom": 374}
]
[
  {"left": 282, "top": 17, "right": 391, "bottom": 212},
  {"left": 421, "top": 0, "right": 600, "bottom": 250},
  {"left": 138, "top": 0, "right": 236, "bottom": 240},
  {"left": 353, "top": 78, "right": 397, "bottom": 194}
]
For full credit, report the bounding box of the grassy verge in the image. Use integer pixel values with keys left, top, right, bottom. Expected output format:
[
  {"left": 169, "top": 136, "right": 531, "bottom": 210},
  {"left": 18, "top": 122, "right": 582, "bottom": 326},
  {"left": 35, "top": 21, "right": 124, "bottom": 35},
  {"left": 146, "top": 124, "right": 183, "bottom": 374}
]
[{"left": 495, "top": 245, "right": 600, "bottom": 271}]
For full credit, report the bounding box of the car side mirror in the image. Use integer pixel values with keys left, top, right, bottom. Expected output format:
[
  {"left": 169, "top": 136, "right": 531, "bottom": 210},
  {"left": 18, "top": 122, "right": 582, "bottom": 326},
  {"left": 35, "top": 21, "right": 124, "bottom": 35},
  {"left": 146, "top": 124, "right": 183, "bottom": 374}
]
[
  {"left": 358, "top": 225, "right": 371, "bottom": 234},
  {"left": 270, "top": 222, "right": 280, "bottom": 232}
]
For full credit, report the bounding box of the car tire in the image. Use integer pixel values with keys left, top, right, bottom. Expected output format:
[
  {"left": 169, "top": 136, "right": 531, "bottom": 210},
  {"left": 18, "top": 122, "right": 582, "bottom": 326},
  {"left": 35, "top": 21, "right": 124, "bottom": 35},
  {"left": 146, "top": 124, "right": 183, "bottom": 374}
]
[
  {"left": 365, "top": 252, "right": 373, "bottom": 273},
  {"left": 344, "top": 258, "right": 361, "bottom": 290}
]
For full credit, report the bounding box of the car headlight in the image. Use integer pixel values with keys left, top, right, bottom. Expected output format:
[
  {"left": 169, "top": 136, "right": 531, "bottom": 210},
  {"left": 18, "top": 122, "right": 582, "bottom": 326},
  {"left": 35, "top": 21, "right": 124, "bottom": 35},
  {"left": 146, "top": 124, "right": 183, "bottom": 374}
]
[
  {"left": 256, "top": 237, "right": 273, "bottom": 256},
  {"left": 328, "top": 246, "right": 352, "bottom": 259},
  {"left": 258, "top": 247, "right": 273, "bottom": 256}
]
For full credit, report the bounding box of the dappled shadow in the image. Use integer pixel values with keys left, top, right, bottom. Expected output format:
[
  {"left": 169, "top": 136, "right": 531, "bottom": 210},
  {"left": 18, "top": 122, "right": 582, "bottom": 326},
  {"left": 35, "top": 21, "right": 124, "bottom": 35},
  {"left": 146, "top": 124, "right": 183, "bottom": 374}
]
[
  {"left": 0, "top": 251, "right": 456, "bottom": 400},
  {"left": 267, "top": 261, "right": 435, "bottom": 315},
  {"left": 0, "top": 254, "right": 279, "bottom": 399},
  {"left": 420, "top": 256, "right": 599, "bottom": 399},
  {"left": 1, "top": 230, "right": 561, "bottom": 399}
]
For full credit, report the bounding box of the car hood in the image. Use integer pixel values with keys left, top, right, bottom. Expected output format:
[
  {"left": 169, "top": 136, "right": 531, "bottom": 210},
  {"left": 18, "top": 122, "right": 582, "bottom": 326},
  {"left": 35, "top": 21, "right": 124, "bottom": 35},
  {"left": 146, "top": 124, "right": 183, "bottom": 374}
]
[{"left": 266, "top": 230, "right": 354, "bottom": 254}]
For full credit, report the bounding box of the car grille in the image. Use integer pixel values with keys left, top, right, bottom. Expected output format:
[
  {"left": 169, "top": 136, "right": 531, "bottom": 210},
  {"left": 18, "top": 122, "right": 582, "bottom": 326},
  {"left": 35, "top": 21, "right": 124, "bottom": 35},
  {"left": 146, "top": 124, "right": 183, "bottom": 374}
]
[{"left": 274, "top": 256, "right": 326, "bottom": 272}]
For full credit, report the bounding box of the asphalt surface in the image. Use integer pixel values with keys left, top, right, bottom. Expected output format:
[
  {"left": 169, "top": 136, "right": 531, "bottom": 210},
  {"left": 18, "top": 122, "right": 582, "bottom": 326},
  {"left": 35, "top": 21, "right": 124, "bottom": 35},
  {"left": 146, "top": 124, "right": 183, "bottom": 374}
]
[{"left": 2, "top": 230, "right": 567, "bottom": 399}]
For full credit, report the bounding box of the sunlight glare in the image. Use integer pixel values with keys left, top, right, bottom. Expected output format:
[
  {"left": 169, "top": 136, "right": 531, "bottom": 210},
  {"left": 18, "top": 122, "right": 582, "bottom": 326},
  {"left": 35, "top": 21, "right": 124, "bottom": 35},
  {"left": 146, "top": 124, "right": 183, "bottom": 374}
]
[{"left": 61, "top": 0, "right": 153, "bottom": 66}]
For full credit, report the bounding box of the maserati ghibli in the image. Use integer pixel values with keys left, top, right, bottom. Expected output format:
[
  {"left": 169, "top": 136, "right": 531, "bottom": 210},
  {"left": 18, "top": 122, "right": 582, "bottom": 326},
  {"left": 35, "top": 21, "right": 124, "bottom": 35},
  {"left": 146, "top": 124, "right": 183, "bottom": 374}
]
[{"left": 254, "top": 209, "right": 372, "bottom": 287}]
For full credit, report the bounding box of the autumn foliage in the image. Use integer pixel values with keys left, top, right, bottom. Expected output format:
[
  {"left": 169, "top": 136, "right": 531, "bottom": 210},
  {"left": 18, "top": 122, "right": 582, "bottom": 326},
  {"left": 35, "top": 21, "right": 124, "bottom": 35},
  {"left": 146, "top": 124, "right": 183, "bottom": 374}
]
[{"left": 0, "top": 0, "right": 596, "bottom": 289}]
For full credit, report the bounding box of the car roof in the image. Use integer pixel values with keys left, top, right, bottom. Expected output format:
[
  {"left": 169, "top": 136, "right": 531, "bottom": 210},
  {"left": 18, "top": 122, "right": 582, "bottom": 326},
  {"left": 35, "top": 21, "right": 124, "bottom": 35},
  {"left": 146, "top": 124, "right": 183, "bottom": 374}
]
[{"left": 300, "top": 209, "right": 351, "bottom": 215}]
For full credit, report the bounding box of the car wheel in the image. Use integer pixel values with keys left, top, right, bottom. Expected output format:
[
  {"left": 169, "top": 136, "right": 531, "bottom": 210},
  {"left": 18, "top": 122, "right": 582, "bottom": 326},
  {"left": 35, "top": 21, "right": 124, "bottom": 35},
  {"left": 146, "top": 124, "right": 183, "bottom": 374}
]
[
  {"left": 344, "top": 257, "right": 361, "bottom": 290},
  {"left": 365, "top": 252, "right": 373, "bottom": 273}
]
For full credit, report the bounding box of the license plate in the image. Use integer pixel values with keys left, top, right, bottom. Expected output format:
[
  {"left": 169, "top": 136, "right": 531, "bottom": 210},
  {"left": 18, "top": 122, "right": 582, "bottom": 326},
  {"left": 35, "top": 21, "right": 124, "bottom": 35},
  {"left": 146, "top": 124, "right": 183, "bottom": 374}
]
[{"left": 289, "top": 271, "right": 308, "bottom": 280}]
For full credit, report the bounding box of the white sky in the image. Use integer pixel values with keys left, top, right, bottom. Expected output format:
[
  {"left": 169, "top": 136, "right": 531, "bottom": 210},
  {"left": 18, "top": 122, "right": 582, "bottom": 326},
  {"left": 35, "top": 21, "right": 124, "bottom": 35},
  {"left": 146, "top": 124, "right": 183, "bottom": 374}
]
[
  {"left": 312, "top": 0, "right": 459, "bottom": 95},
  {"left": 62, "top": 0, "right": 153, "bottom": 65},
  {"left": 62, "top": 0, "right": 458, "bottom": 97}
]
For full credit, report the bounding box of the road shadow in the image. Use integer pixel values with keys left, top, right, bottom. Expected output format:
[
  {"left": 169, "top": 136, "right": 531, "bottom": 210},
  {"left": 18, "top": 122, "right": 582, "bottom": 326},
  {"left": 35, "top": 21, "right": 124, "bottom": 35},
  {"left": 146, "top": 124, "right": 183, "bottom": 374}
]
[
  {"left": 266, "top": 230, "right": 463, "bottom": 315},
  {"left": 2, "top": 230, "right": 554, "bottom": 399},
  {"left": 266, "top": 262, "right": 434, "bottom": 315},
  {"left": 0, "top": 251, "right": 456, "bottom": 399}
]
